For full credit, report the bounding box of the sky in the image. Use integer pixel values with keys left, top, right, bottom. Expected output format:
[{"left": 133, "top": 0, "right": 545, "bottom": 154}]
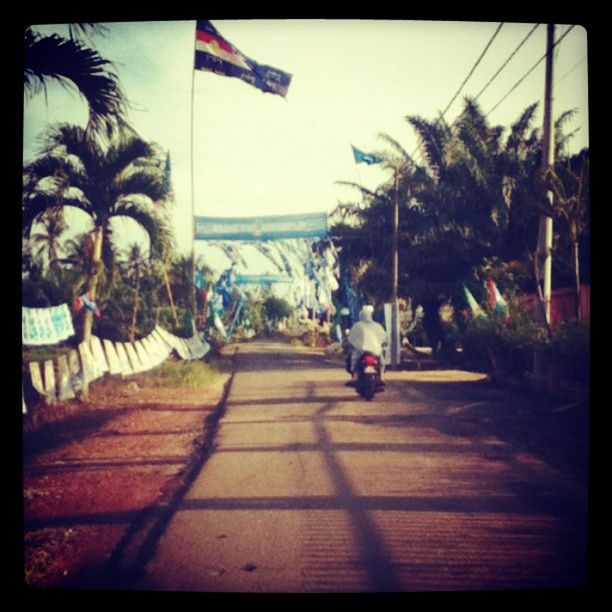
[{"left": 22, "top": 19, "right": 590, "bottom": 278}]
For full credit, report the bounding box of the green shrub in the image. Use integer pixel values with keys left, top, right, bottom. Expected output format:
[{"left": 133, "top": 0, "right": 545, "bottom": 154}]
[
  {"left": 461, "top": 308, "right": 546, "bottom": 380},
  {"left": 546, "top": 319, "right": 590, "bottom": 387},
  {"left": 264, "top": 296, "right": 293, "bottom": 325},
  {"left": 132, "top": 358, "right": 230, "bottom": 389}
]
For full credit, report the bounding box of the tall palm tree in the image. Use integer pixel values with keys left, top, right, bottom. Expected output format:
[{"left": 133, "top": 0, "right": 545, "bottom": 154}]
[
  {"left": 28, "top": 209, "right": 67, "bottom": 268},
  {"left": 547, "top": 149, "right": 589, "bottom": 318},
  {"left": 122, "top": 243, "right": 149, "bottom": 342},
  {"left": 24, "top": 24, "right": 127, "bottom": 134},
  {"left": 23, "top": 124, "right": 174, "bottom": 351}
]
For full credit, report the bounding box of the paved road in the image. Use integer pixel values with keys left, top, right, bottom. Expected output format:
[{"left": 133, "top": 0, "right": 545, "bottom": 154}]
[{"left": 135, "top": 340, "right": 589, "bottom": 593}]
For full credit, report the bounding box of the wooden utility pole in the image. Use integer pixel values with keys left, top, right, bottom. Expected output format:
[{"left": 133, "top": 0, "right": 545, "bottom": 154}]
[
  {"left": 390, "top": 166, "right": 401, "bottom": 368},
  {"left": 533, "top": 23, "right": 556, "bottom": 383},
  {"left": 537, "top": 23, "right": 555, "bottom": 327}
]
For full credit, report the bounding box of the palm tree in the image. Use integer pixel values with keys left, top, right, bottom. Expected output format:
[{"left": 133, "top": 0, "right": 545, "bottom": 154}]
[
  {"left": 547, "top": 149, "right": 589, "bottom": 319},
  {"left": 28, "top": 209, "right": 67, "bottom": 269},
  {"left": 122, "top": 243, "right": 149, "bottom": 342},
  {"left": 23, "top": 124, "right": 174, "bottom": 352},
  {"left": 24, "top": 24, "right": 127, "bottom": 134}
]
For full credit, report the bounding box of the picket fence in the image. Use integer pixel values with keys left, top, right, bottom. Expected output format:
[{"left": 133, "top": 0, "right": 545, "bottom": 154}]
[{"left": 23, "top": 325, "right": 210, "bottom": 413}]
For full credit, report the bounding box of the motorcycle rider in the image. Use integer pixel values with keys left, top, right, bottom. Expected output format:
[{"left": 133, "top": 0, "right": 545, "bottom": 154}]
[{"left": 346, "top": 305, "right": 388, "bottom": 382}]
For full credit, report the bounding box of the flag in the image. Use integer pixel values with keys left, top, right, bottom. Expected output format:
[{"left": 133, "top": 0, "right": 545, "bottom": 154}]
[
  {"left": 352, "top": 145, "right": 384, "bottom": 165},
  {"left": 463, "top": 285, "right": 486, "bottom": 319},
  {"left": 485, "top": 279, "right": 508, "bottom": 315},
  {"left": 73, "top": 292, "right": 101, "bottom": 318},
  {"left": 194, "top": 20, "right": 292, "bottom": 97}
]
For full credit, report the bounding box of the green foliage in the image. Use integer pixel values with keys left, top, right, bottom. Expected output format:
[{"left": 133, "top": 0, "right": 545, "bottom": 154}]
[
  {"left": 332, "top": 98, "right": 588, "bottom": 313},
  {"left": 130, "top": 358, "right": 230, "bottom": 389},
  {"left": 546, "top": 319, "right": 590, "bottom": 386},
  {"left": 24, "top": 25, "right": 127, "bottom": 134},
  {"left": 264, "top": 295, "right": 293, "bottom": 324},
  {"left": 241, "top": 296, "right": 265, "bottom": 336},
  {"left": 461, "top": 308, "right": 546, "bottom": 380}
]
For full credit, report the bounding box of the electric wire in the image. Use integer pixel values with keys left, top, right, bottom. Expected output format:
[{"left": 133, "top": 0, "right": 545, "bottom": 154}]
[
  {"left": 411, "top": 22, "right": 504, "bottom": 163},
  {"left": 441, "top": 22, "right": 505, "bottom": 118},
  {"left": 406, "top": 24, "right": 575, "bottom": 166},
  {"left": 559, "top": 55, "right": 586, "bottom": 81},
  {"left": 486, "top": 24, "right": 576, "bottom": 116},
  {"left": 473, "top": 23, "right": 541, "bottom": 101}
]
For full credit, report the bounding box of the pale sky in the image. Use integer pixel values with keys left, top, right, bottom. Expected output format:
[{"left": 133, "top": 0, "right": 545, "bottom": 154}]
[{"left": 23, "top": 19, "right": 589, "bottom": 277}]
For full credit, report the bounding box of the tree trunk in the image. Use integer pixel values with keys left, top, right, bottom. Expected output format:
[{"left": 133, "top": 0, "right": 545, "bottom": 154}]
[
  {"left": 163, "top": 266, "right": 179, "bottom": 326},
  {"left": 129, "top": 270, "right": 140, "bottom": 343},
  {"left": 572, "top": 237, "right": 581, "bottom": 320},
  {"left": 421, "top": 299, "right": 443, "bottom": 356},
  {"left": 81, "top": 226, "right": 103, "bottom": 400}
]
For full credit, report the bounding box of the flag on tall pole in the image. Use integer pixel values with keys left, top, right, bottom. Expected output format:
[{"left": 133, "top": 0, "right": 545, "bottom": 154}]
[
  {"left": 189, "top": 20, "right": 293, "bottom": 327},
  {"left": 194, "top": 20, "right": 292, "bottom": 97},
  {"left": 351, "top": 145, "right": 384, "bottom": 165}
]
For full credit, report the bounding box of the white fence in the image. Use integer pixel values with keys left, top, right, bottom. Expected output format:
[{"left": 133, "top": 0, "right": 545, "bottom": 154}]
[{"left": 23, "top": 325, "right": 210, "bottom": 413}]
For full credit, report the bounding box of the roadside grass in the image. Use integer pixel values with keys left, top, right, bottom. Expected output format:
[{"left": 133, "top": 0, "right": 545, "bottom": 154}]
[
  {"left": 22, "top": 345, "right": 74, "bottom": 363},
  {"left": 128, "top": 356, "right": 232, "bottom": 389}
]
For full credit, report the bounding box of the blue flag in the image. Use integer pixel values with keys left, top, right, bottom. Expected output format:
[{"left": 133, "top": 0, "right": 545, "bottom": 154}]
[
  {"left": 195, "top": 20, "right": 292, "bottom": 98},
  {"left": 352, "top": 145, "right": 383, "bottom": 165}
]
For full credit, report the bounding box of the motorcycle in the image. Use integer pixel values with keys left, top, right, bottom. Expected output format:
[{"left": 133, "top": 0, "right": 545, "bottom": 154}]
[{"left": 354, "top": 351, "right": 384, "bottom": 401}]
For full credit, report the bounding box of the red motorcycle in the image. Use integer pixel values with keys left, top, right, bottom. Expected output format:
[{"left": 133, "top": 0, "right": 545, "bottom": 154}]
[{"left": 354, "top": 351, "right": 384, "bottom": 401}]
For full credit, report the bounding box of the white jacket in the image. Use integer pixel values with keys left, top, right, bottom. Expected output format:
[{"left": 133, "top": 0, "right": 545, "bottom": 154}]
[{"left": 347, "top": 309, "right": 387, "bottom": 355}]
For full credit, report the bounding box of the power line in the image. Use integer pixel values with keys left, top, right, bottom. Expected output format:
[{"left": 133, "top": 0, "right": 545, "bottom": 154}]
[
  {"left": 486, "top": 24, "right": 576, "bottom": 116},
  {"left": 441, "top": 22, "right": 504, "bottom": 118},
  {"left": 473, "top": 23, "right": 541, "bottom": 101},
  {"left": 409, "top": 24, "right": 574, "bottom": 165},
  {"left": 559, "top": 55, "right": 586, "bottom": 81},
  {"left": 409, "top": 22, "right": 505, "bottom": 163}
]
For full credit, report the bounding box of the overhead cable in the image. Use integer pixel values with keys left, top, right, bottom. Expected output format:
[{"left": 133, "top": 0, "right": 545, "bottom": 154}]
[
  {"left": 486, "top": 24, "right": 576, "bottom": 116},
  {"left": 474, "top": 23, "right": 541, "bottom": 101},
  {"left": 441, "top": 22, "right": 504, "bottom": 117}
]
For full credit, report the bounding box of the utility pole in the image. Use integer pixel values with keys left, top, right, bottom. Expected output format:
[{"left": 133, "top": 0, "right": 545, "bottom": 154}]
[
  {"left": 533, "top": 23, "right": 555, "bottom": 385},
  {"left": 536, "top": 23, "right": 555, "bottom": 327},
  {"left": 390, "top": 166, "right": 401, "bottom": 368}
]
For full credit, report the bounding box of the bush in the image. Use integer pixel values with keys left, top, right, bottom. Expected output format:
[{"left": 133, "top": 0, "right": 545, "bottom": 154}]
[
  {"left": 241, "top": 297, "right": 265, "bottom": 336},
  {"left": 131, "top": 358, "right": 230, "bottom": 389},
  {"left": 546, "top": 319, "right": 590, "bottom": 387},
  {"left": 264, "top": 296, "right": 293, "bottom": 325},
  {"left": 461, "top": 308, "right": 546, "bottom": 381}
]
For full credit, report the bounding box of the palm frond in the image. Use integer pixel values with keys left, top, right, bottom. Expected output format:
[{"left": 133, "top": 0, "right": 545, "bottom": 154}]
[
  {"left": 113, "top": 175, "right": 168, "bottom": 211},
  {"left": 335, "top": 180, "right": 379, "bottom": 202},
  {"left": 68, "top": 23, "right": 109, "bottom": 41},
  {"left": 112, "top": 201, "right": 174, "bottom": 259},
  {"left": 506, "top": 103, "right": 539, "bottom": 152},
  {"left": 24, "top": 29, "right": 126, "bottom": 132},
  {"left": 38, "top": 124, "right": 99, "bottom": 168},
  {"left": 405, "top": 114, "right": 449, "bottom": 180},
  {"left": 376, "top": 132, "right": 417, "bottom": 170},
  {"left": 106, "top": 133, "right": 158, "bottom": 175}
]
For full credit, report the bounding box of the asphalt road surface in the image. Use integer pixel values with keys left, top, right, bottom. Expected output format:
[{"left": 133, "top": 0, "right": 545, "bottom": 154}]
[{"left": 135, "top": 340, "right": 589, "bottom": 593}]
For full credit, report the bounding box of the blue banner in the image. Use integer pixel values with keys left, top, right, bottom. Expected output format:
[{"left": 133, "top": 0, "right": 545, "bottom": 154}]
[
  {"left": 23, "top": 304, "right": 75, "bottom": 346},
  {"left": 195, "top": 212, "right": 328, "bottom": 241},
  {"left": 235, "top": 274, "right": 292, "bottom": 285}
]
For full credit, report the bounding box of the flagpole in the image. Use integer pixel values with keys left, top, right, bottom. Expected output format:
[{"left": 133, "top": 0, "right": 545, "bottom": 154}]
[{"left": 190, "top": 22, "right": 198, "bottom": 329}]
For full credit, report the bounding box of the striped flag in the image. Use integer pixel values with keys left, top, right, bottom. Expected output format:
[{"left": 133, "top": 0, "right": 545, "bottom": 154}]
[
  {"left": 485, "top": 279, "right": 509, "bottom": 315},
  {"left": 463, "top": 285, "right": 486, "bottom": 319},
  {"left": 194, "top": 20, "right": 292, "bottom": 97}
]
